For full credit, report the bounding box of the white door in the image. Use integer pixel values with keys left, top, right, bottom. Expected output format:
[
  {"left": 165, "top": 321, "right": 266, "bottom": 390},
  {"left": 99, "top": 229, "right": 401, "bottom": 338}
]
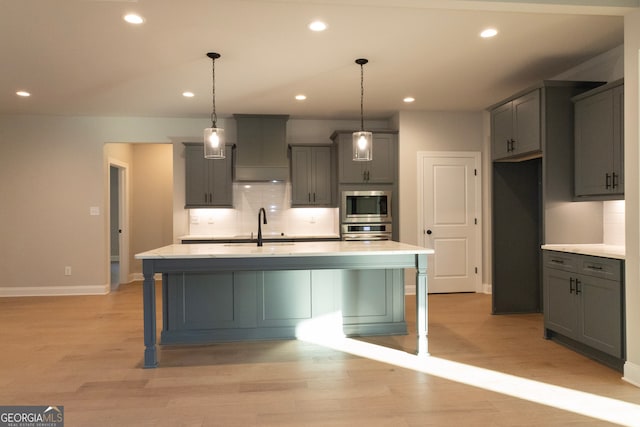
[{"left": 418, "top": 152, "right": 481, "bottom": 293}]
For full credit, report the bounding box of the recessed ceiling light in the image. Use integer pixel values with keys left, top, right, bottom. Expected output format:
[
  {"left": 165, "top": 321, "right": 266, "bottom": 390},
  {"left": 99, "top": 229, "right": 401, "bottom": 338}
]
[
  {"left": 403, "top": 97, "right": 415, "bottom": 103},
  {"left": 295, "top": 94, "right": 307, "bottom": 101},
  {"left": 124, "top": 13, "right": 144, "bottom": 25},
  {"left": 182, "top": 91, "right": 195, "bottom": 98},
  {"left": 16, "top": 91, "right": 30, "bottom": 97},
  {"left": 309, "top": 20, "right": 327, "bottom": 32},
  {"left": 480, "top": 28, "right": 498, "bottom": 38}
]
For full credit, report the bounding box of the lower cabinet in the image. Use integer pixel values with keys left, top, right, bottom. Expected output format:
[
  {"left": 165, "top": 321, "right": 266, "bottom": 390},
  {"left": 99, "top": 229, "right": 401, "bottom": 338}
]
[
  {"left": 162, "top": 268, "right": 406, "bottom": 344},
  {"left": 543, "top": 250, "right": 624, "bottom": 369}
]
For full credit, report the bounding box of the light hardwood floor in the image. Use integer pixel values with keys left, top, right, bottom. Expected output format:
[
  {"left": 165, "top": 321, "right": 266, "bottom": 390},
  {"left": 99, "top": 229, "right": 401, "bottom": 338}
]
[{"left": 1, "top": 282, "right": 640, "bottom": 426}]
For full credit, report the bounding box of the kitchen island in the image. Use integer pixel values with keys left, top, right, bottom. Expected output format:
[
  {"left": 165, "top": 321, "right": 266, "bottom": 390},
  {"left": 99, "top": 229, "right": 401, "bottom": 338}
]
[{"left": 136, "top": 240, "right": 433, "bottom": 368}]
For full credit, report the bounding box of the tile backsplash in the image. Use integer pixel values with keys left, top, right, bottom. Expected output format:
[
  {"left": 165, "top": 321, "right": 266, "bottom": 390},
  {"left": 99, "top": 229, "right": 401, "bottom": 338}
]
[
  {"left": 188, "top": 182, "right": 339, "bottom": 237},
  {"left": 603, "top": 200, "right": 625, "bottom": 246}
]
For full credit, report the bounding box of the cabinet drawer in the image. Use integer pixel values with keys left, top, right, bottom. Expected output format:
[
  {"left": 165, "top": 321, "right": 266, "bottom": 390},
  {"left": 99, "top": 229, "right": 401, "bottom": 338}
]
[
  {"left": 578, "top": 256, "right": 622, "bottom": 281},
  {"left": 543, "top": 251, "right": 577, "bottom": 272}
]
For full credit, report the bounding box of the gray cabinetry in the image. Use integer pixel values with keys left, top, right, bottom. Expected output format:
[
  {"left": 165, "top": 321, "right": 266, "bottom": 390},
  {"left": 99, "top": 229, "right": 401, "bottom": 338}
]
[
  {"left": 332, "top": 131, "right": 397, "bottom": 184},
  {"left": 184, "top": 143, "right": 233, "bottom": 208},
  {"left": 573, "top": 79, "right": 624, "bottom": 198},
  {"left": 491, "top": 89, "right": 541, "bottom": 161},
  {"left": 543, "top": 250, "right": 624, "bottom": 368},
  {"left": 290, "top": 145, "right": 334, "bottom": 206},
  {"left": 490, "top": 81, "right": 604, "bottom": 315},
  {"left": 163, "top": 268, "right": 406, "bottom": 344}
]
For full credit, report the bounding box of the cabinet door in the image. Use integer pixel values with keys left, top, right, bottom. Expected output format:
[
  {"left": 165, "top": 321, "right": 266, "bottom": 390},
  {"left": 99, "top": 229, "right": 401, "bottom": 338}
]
[
  {"left": 291, "top": 147, "right": 312, "bottom": 205},
  {"left": 337, "top": 132, "right": 396, "bottom": 184},
  {"left": 209, "top": 150, "right": 233, "bottom": 207},
  {"left": 367, "top": 133, "right": 396, "bottom": 184},
  {"left": 184, "top": 145, "right": 209, "bottom": 207},
  {"left": 612, "top": 85, "right": 624, "bottom": 194},
  {"left": 577, "top": 274, "right": 622, "bottom": 357},
  {"left": 185, "top": 144, "right": 233, "bottom": 208},
  {"left": 491, "top": 101, "right": 514, "bottom": 160},
  {"left": 574, "top": 89, "right": 615, "bottom": 196},
  {"left": 338, "top": 134, "right": 366, "bottom": 183},
  {"left": 311, "top": 146, "right": 332, "bottom": 205},
  {"left": 543, "top": 267, "right": 578, "bottom": 339},
  {"left": 512, "top": 89, "right": 541, "bottom": 156}
]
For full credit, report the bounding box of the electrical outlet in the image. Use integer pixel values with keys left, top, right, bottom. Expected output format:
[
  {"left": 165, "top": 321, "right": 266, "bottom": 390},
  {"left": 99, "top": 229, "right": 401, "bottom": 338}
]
[{"left": 64, "top": 266, "right": 72, "bottom": 276}]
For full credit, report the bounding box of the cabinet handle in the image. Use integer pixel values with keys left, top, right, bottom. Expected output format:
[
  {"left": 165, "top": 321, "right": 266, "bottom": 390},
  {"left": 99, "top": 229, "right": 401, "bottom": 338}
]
[
  {"left": 605, "top": 173, "right": 612, "bottom": 189},
  {"left": 551, "top": 259, "right": 565, "bottom": 265},
  {"left": 575, "top": 279, "right": 582, "bottom": 295},
  {"left": 586, "top": 265, "right": 603, "bottom": 271},
  {"left": 612, "top": 172, "right": 619, "bottom": 189},
  {"left": 569, "top": 277, "right": 575, "bottom": 294},
  {"left": 308, "top": 193, "right": 311, "bottom": 202},
  {"left": 313, "top": 193, "right": 316, "bottom": 202}
]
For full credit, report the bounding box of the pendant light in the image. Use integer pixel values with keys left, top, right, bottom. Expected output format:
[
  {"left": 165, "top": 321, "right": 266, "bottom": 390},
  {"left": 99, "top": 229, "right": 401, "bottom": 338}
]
[
  {"left": 204, "top": 52, "right": 225, "bottom": 159},
  {"left": 353, "top": 58, "right": 372, "bottom": 161}
]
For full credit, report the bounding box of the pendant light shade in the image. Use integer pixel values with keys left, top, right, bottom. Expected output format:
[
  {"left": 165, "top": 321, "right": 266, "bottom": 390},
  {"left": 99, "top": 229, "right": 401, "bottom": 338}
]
[
  {"left": 204, "top": 52, "right": 225, "bottom": 159},
  {"left": 353, "top": 58, "right": 372, "bottom": 161}
]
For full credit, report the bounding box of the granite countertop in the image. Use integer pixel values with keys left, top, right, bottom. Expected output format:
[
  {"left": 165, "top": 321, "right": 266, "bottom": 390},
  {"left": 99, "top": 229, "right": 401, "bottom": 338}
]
[
  {"left": 541, "top": 243, "right": 625, "bottom": 260},
  {"left": 136, "top": 240, "right": 433, "bottom": 259}
]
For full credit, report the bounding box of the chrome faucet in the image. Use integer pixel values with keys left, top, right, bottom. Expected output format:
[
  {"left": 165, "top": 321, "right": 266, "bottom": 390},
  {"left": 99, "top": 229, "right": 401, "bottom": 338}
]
[{"left": 257, "top": 207, "right": 267, "bottom": 247}]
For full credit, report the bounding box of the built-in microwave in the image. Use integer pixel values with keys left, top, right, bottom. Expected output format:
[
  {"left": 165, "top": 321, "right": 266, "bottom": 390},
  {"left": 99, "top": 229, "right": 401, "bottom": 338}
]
[{"left": 341, "top": 190, "right": 392, "bottom": 224}]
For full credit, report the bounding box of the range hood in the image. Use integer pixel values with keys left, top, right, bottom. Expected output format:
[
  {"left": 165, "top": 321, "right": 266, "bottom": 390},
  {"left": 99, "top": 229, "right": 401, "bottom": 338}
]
[{"left": 234, "top": 114, "right": 289, "bottom": 182}]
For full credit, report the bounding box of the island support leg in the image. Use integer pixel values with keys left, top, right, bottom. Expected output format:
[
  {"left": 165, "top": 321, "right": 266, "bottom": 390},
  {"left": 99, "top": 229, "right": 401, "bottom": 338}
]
[
  {"left": 142, "top": 260, "right": 158, "bottom": 368},
  {"left": 415, "top": 254, "right": 429, "bottom": 356}
]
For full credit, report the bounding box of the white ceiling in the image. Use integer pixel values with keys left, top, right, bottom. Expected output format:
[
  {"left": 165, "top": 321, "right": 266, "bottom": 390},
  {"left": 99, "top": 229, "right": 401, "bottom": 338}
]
[{"left": 0, "top": 0, "right": 631, "bottom": 120}]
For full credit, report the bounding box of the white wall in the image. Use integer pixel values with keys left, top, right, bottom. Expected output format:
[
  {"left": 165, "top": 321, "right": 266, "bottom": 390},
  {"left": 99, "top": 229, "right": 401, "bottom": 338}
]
[
  {"left": 623, "top": 8, "right": 640, "bottom": 387},
  {"left": 0, "top": 115, "right": 211, "bottom": 295}
]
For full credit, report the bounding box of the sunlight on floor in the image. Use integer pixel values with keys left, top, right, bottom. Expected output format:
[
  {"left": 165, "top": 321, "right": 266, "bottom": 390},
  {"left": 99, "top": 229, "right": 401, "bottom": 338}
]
[{"left": 296, "top": 315, "right": 640, "bottom": 427}]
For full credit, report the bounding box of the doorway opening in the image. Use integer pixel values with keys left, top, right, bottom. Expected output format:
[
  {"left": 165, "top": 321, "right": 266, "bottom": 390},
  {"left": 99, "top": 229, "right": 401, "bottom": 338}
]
[{"left": 109, "top": 161, "right": 129, "bottom": 291}]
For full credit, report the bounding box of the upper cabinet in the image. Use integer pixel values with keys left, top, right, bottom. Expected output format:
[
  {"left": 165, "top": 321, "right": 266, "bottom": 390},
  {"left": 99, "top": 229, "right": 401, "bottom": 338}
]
[
  {"left": 184, "top": 143, "right": 234, "bottom": 208},
  {"left": 290, "top": 145, "right": 334, "bottom": 207},
  {"left": 573, "top": 79, "right": 624, "bottom": 199},
  {"left": 491, "top": 89, "right": 541, "bottom": 161},
  {"left": 331, "top": 131, "right": 397, "bottom": 184}
]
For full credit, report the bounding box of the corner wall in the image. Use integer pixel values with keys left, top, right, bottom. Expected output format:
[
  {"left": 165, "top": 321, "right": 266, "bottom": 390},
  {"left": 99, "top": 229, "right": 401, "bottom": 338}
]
[{"left": 623, "top": 8, "right": 640, "bottom": 387}]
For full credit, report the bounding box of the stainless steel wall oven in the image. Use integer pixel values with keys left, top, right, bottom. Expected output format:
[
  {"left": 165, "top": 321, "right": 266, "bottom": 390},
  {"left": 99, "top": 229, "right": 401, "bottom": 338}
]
[{"left": 340, "top": 190, "right": 392, "bottom": 240}]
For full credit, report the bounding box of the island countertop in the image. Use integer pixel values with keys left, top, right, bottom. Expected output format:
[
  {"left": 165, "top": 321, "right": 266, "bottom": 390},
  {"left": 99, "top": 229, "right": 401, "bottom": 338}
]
[
  {"left": 136, "top": 240, "right": 434, "bottom": 260},
  {"left": 137, "top": 240, "right": 433, "bottom": 368}
]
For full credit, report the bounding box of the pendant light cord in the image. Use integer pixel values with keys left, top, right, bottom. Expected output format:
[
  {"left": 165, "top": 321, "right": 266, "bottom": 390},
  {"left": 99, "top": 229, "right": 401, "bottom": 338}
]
[
  {"left": 359, "top": 61, "right": 364, "bottom": 132},
  {"left": 355, "top": 58, "right": 368, "bottom": 132},
  {"left": 210, "top": 55, "right": 217, "bottom": 128}
]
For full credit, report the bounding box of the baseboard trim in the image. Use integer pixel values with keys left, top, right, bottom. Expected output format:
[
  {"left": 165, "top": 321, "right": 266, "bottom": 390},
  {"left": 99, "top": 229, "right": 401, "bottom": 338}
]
[
  {"left": 483, "top": 283, "right": 492, "bottom": 294},
  {"left": 130, "top": 273, "right": 161, "bottom": 282},
  {"left": 623, "top": 361, "right": 640, "bottom": 387},
  {"left": 0, "top": 284, "right": 110, "bottom": 297}
]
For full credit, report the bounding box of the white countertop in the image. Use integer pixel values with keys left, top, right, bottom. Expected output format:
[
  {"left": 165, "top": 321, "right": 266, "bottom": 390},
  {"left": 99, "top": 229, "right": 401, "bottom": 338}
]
[
  {"left": 136, "top": 240, "right": 433, "bottom": 260},
  {"left": 180, "top": 233, "right": 341, "bottom": 241},
  {"left": 541, "top": 243, "right": 625, "bottom": 260}
]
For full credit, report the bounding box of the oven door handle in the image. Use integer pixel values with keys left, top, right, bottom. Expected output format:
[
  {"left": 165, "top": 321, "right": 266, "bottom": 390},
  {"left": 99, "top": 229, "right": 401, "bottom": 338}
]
[{"left": 343, "top": 235, "right": 391, "bottom": 241}]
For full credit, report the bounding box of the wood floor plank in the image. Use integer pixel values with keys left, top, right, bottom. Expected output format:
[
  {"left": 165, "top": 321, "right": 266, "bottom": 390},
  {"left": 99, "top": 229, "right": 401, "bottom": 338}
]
[{"left": 1, "top": 282, "right": 639, "bottom": 426}]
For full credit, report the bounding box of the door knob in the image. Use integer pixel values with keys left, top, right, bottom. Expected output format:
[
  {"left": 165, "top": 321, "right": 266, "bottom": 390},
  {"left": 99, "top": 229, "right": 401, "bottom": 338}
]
[{"left": 426, "top": 229, "right": 432, "bottom": 235}]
